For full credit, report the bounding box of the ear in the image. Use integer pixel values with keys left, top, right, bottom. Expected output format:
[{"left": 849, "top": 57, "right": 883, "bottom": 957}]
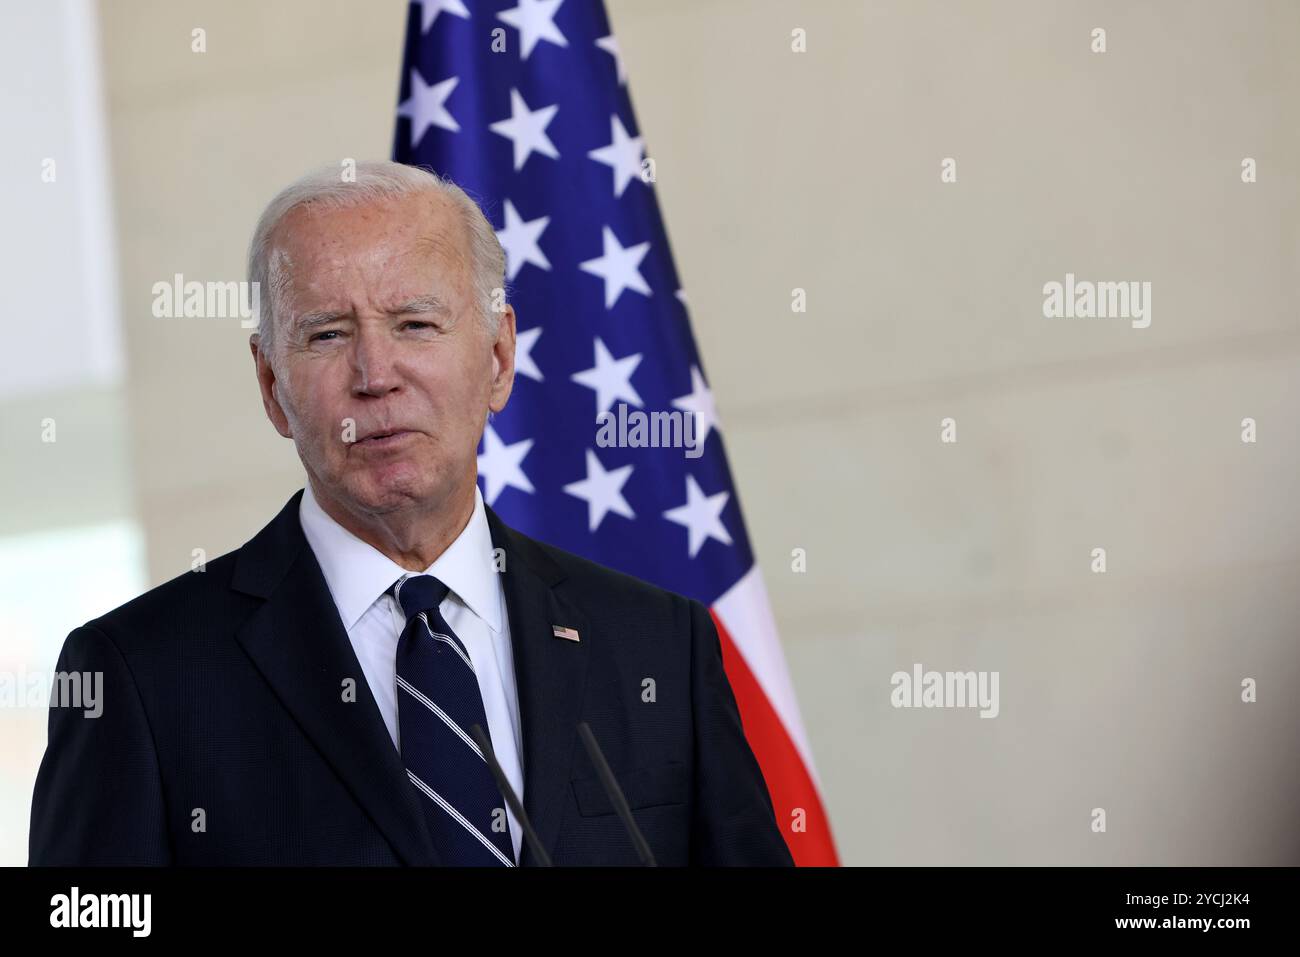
[
  {"left": 250, "top": 334, "right": 293, "bottom": 439},
  {"left": 488, "top": 304, "right": 517, "bottom": 414}
]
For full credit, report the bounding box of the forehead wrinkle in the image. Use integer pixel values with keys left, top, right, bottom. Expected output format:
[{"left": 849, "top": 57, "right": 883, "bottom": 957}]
[
  {"left": 411, "top": 231, "right": 469, "bottom": 276},
  {"left": 272, "top": 197, "right": 473, "bottom": 327},
  {"left": 386, "top": 233, "right": 467, "bottom": 315}
]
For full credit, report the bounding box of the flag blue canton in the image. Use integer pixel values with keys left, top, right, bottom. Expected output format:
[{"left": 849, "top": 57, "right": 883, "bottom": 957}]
[{"left": 393, "top": 0, "right": 756, "bottom": 605}]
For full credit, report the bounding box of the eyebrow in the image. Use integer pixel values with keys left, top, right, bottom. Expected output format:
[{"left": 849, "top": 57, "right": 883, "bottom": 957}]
[
  {"left": 294, "top": 310, "right": 348, "bottom": 331},
  {"left": 392, "top": 294, "right": 452, "bottom": 316},
  {"left": 292, "top": 295, "right": 452, "bottom": 331}
]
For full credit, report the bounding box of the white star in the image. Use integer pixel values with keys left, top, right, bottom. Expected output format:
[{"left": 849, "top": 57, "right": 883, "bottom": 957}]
[
  {"left": 496, "top": 200, "right": 551, "bottom": 280},
  {"left": 663, "top": 475, "right": 732, "bottom": 558},
  {"left": 564, "top": 449, "right": 635, "bottom": 532},
  {"left": 571, "top": 337, "right": 642, "bottom": 414},
  {"left": 588, "top": 115, "right": 645, "bottom": 198},
  {"left": 595, "top": 34, "right": 627, "bottom": 84},
  {"left": 397, "top": 70, "right": 460, "bottom": 147},
  {"left": 514, "top": 326, "right": 543, "bottom": 382},
  {"left": 417, "top": 0, "right": 469, "bottom": 33},
  {"left": 489, "top": 88, "right": 560, "bottom": 171},
  {"left": 671, "top": 365, "right": 718, "bottom": 447},
  {"left": 675, "top": 288, "right": 689, "bottom": 308},
  {"left": 496, "top": 0, "right": 568, "bottom": 60},
  {"left": 579, "top": 226, "right": 652, "bottom": 309},
  {"left": 477, "top": 424, "right": 534, "bottom": 505}
]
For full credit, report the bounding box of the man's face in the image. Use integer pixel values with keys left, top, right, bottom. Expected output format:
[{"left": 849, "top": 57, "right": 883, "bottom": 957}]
[{"left": 251, "top": 192, "right": 515, "bottom": 519}]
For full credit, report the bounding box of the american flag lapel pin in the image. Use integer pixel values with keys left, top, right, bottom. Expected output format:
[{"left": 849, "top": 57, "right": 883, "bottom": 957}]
[{"left": 551, "top": 624, "right": 581, "bottom": 642}]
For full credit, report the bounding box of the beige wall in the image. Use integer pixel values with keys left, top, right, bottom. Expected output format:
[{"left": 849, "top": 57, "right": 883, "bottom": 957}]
[{"left": 96, "top": 0, "right": 1300, "bottom": 864}]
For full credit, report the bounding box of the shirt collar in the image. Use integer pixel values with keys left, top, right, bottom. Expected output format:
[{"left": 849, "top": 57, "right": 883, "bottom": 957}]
[{"left": 299, "top": 481, "right": 502, "bottom": 633}]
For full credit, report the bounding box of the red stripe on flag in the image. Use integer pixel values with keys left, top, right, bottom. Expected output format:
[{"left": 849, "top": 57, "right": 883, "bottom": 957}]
[{"left": 711, "top": 609, "right": 840, "bottom": 866}]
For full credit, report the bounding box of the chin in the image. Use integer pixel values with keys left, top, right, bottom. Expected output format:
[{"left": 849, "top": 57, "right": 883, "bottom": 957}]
[{"left": 346, "top": 462, "right": 444, "bottom": 514}]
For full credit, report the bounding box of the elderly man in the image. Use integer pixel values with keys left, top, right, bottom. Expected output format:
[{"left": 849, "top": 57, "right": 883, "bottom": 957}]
[{"left": 29, "top": 161, "right": 792, "bottom": 866}]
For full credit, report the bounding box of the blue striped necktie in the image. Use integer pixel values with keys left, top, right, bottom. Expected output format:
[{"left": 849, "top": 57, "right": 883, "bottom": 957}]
[{"left": 390, "top": 573, "right": 515, "bottom": 866}]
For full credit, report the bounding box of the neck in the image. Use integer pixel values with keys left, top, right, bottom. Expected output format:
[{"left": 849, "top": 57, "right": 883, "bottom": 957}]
[{"left": 308, "top": 476, "right": 477, "bottom": 572}]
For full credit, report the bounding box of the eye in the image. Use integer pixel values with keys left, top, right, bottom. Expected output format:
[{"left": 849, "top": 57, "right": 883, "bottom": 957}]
[
  {"left": 402, "top": 320, "right": 434, "bottom": 330},
  {"left": 309, "top": 330, "right": 341, "bottom": 342}
]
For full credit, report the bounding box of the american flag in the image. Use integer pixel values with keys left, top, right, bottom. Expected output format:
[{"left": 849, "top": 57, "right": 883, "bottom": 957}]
[{"left": 392, "top": 0, "right": 837, "bottom": 866}]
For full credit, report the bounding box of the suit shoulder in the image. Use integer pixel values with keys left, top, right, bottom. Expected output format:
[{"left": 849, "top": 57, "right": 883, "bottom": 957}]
[
  {"left": 83, "top": 548, "right": 246, "bottom": 652},
  {"left": 521, "top": 532, "right": 697, "bottom": 615}
]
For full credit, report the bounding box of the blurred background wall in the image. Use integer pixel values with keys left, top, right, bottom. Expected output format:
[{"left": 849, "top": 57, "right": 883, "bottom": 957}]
[{"left": 3, "top": 0, "right": 1298, "bottom": 865}]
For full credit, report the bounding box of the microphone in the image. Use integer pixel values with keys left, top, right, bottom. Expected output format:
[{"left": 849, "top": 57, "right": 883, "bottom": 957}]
[
  {"left": 469, "top": 723, "right": 552, "bottom": 867},
  {"left": 576, "top": 721, "right": 657, "bottom": 866}
]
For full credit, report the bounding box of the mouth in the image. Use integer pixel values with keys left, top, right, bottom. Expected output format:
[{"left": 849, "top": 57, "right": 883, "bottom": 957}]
[{"left": 355, "top": 429, "right": 417, "bottom": 449}]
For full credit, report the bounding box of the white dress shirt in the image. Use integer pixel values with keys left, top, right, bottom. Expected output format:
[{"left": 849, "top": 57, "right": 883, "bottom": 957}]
[{"left": 298, "top": 481, "right": 524, "bottom": 863}]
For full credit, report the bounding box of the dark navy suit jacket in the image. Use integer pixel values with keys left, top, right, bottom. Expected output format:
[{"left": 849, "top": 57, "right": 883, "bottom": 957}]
[{"left": 28, "top": 490, "right": 793, "bottom": 866}]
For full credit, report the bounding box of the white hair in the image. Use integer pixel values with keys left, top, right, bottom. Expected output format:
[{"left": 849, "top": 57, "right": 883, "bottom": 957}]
[{"left": 247, "top": 161, "right": 507, "bottom": 352}]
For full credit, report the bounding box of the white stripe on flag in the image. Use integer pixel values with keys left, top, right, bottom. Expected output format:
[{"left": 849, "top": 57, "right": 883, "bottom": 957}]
[{"left": 712, "top": 565, "right": 820, "bottom": 791}]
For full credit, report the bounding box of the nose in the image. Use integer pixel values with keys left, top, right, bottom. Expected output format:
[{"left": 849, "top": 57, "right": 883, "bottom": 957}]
[{"left": 350, "top": 321, "right": 403, "bottom": 397}]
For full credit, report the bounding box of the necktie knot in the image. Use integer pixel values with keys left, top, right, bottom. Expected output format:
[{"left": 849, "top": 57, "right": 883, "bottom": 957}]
[{"left": 390, "top": 573, "right": 450, "bottom": 623}]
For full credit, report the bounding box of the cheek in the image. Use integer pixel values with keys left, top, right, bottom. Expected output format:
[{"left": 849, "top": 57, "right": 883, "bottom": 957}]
[
  {"left": 459, "top": 349, "right": 495, "bottom": 401},
  {"left": 284, "top": 366, "right": 343, "bottom": 445},
  {"left": 423, "top": 356, "right": 485, "bottom": 411}
]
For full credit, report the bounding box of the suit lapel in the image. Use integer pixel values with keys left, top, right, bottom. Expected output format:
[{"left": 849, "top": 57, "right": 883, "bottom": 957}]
[
  {"left": 231, "top": 491, "right": 439, "bottom": 866},
  {"left": 486, "top": 506, "right": 591, "bottom": 867}
]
